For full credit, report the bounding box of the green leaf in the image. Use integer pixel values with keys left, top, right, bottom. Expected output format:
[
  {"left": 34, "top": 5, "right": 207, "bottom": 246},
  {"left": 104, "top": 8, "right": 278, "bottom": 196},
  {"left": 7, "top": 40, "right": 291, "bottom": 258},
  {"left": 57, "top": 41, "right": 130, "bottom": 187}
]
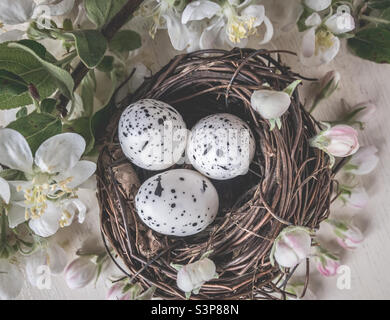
[
  {"left": 97, "top": 56, "right": 114, "bottom": 73},
  {"left": 40, "top": 98, "right": 57, "bottom": 114},
  {"left": 109, "top": 30, "right": 142, "bottom": 53},
  {"left": 348, "top": 27, "right": 390, "bottom": 63},
  {"left": 367, "top": 0, "right": 390, "bottom": 9},
  {"left": 16, "top": 107, "right": 28, "bottom": 119},
  {"left": 297, "top": 6, "right": 313, "bottom": 32},
  {"left": 80, "top": 70, "right": 96, "bottom": 117},
  {"left": 0, "top": 41, "right": 58, "bottom": 109},
  {"left": 0, "top": 70, "right": 29, "bottom": 97},
  {"left": 63, "top": 117, "right": 95, "bottom": 154},
  {"left": 67, "top": 30, "right": 107, "bottom": 68},
  {"left": 8, "top": 41, "right": 75, "bottom": 99},
  {"left": 85, "top": 0, "right": 128, "bottom": 28},
  {"left": 7, "top": 112, "right": 62, "bottom": 154},
  {"left": 0, "top": 169, "right": 25, "bottom": 181}
]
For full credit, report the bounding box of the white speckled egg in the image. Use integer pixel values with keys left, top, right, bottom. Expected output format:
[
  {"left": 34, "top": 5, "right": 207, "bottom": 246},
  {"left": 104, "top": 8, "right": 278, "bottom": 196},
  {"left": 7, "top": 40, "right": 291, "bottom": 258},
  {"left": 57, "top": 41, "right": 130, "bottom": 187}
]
[
  {"left": 187, "top": 113, "right": 256, "bottom": 180},
  {"left": 135, "top": 169, "right": 219, "bottom": 236},
  {"left": 118, "top": 99, "right": 187, "bottom": 170}
]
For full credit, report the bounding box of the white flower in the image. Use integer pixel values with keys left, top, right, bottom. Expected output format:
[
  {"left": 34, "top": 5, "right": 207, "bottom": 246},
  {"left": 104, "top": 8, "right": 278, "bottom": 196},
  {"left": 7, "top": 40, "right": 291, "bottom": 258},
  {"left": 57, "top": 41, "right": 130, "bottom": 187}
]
[
  {"left": 25, "top": 243, "right": 67, "bottom": 287},
  {"left": 345, "top": 146, "right": 379, "bottom": 176},
  {"left": 0, "top": 0, "right": 75, "bottom": 43},
  {"left": 141, "top": 0, "right": 196, "bottom": 51},
  {"left": 304, "top": 0, "right": 331, "bottom": 12},
  {"left": 65, "top": 256, "right": 97, "bottom": 289},
  {"left": 251, "top": 90, "right": 291, "bottom": 120},
  {"left": 176, "top": 257, "right": 217, "bottom": 294},
  {"left": 0, "top": 260, "right": 23, "bottom": 300},
  {"left": 340, "top": 186, "right": 369, "bottom": 210},
  {"left": 0, "top": 129, "right": 96, "bottom": 237},
  {"left": 0, "top": 174, "right": 10, "bottom": 204},
  {"left": 326, "top": 219, "right": 364, "bottom": 250},
  {"left": 325, "top": 12, "right": 355, "bottom": 35},
  {"left": 182, "top": 0, "right": 273, "bottom": 49},
  {"left": 271, "top": 226, "right": 312, "bottom": 269},
  {"left": 300, "top": 25, "right": 340, "bottom": 67}
]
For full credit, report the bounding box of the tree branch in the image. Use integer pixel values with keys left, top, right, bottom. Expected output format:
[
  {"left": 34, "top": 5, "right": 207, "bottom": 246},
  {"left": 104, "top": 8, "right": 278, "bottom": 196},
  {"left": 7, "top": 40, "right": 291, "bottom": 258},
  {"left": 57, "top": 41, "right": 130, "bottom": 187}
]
[{"left": 58, "top": 0, "right": 144, "bottom": 116}]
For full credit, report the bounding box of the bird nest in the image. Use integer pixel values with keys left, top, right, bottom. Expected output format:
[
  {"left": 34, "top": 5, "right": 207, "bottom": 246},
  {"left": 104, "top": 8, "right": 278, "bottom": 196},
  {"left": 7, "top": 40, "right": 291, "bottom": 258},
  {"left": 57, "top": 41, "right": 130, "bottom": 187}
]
[{"left": 96, "top": 48, "right": 336, "bottom": 300}]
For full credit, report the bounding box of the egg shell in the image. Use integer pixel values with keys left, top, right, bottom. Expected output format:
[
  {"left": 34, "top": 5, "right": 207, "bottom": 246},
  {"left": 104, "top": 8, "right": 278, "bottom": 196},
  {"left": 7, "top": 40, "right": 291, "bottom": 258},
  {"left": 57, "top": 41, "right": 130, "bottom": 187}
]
[
  {"left": 118, "top": 99, "right": 187, "bottom": 170},
  {"left": 135, "top": 169, "right": 219, "bottom": 236},
  {"left": 187, "top": 113, "right": 256, "bottom": 180}
]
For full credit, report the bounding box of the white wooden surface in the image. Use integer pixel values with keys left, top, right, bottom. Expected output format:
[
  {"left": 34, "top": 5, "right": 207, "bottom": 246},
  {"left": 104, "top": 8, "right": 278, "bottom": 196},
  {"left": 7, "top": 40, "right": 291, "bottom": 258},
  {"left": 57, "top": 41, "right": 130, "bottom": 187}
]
[{"left": 2, "top": 30, "right": 390, "bottom": 300}]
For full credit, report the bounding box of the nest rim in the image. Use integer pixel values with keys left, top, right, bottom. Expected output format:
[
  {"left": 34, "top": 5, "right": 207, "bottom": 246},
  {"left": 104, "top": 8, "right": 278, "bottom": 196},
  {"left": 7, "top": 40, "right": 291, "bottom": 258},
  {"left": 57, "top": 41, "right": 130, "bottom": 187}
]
[{"left": 97, "top": 48, "right": 335, "bottom": 300}]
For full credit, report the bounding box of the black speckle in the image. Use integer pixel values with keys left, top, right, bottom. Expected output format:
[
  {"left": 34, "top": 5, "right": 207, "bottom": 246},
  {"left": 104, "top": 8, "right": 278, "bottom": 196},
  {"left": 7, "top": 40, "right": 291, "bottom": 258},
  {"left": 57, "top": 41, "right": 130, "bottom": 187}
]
[
  {"left": 192, "top": 223, "right": 198, "bottom": 227},
  {"left": 170, "top": 203, "right": 176, "bottom": 208},
  {"left": 154, "top": 175, "right": 163, "bottom": 197}
]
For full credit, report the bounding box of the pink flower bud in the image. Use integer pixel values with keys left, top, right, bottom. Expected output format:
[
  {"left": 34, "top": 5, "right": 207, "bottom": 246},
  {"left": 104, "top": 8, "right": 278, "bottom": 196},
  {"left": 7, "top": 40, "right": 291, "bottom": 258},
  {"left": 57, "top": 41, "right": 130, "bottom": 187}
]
[
  {"left": 345, "top": 145, "right": 379, "bottom": 175},
  {"left": 311, "top": 125, "right": 359, "bottom": 158},
  {"left": 272, "top": 227, "right": 312, "bottom": 268},
  {"left": 107, "top": 283, "right": 132, "bottom": 300},
  {"left": 65, "top": 257, "right": 97, "bottom": 289},
  {"left": 327, "top": 219, "right": 364, "bottom": 250},
  {"left": 314, "top": 246, "right": 340, "bottom": 277},
  {"left": 344, "top": 187, "right": 369, "bottom": 209}
]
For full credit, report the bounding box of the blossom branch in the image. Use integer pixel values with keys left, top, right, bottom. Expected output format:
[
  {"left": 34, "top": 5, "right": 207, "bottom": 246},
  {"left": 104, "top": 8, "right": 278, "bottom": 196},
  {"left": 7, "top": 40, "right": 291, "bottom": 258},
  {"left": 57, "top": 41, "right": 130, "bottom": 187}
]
[{"left": 57, "top": 0, "right": 144, "bottom": 116}]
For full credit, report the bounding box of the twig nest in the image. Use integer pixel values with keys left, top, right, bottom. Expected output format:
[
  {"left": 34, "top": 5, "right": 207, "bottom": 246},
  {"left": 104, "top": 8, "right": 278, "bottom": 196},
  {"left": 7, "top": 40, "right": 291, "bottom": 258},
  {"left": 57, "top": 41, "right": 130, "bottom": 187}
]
[
  {"left": 187, "top": 113, "right": 256, "bottom": 180},
  {"left": 118, "top": 99, "right": 187, "bottom": 170},
  {"left": 97, "top": 49, "right": 334, "bottom": 300},
  {"left": 135, "top": 169, "right": 219, "bottom": 236}
]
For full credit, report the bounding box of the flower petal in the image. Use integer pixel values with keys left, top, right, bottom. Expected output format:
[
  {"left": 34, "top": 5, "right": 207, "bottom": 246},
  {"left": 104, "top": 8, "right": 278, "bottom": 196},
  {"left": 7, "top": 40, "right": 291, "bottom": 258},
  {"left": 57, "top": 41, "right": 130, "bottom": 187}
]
[
  {"left": 325, "top": 13, "right": 355, "bottom": 35},
  {"left": 28, "top": 202, "right": 62, "bottom": 237},
  {"left": 47, "top": 243, "right": 68, "bottom": 274},
  {"left": 259, "top": 16, "right": 274, "bottom": 45},
  {"left": 200, "top": 18, "right": 225, "bottom": 49},
  {"left": 304, "top": 0, "right": 331, "bottom": 12},
  {"left": 0, "top": 260, "right": 23, "bottom": 300},
  {"left": 25, "top": 248, "right": 48, "bottom": 287},
  {"left": 0, "top": 129, "right": 33, "bottom": 173},
  {"left": 61, "top": 198, "right": 87, "bottom": 226},
  {"left": 163, "top": 12, "right": 192, "bottom": 51},
  {"left": 182, "top": 0, "right": 221, "bottom": 24},
  {"left": 0, "top": 30, "right": 25, "bottom": 43},
  {"left": 0, "top": 0, "right": 35, "bottom": 25},
  {"left": 305, "top": 13, "right": 321, "bottom": 27},
  {"left": 240, "top": 5, "right": 265, "bottom": 27},
  {"left": 35, "top": 133, "right": 86, "bottom": 174},
  {"left": 33, "top": 0, "right": 75, "bottom": 18},
  {"left": 347, "top": 145, "right": 379, "bottom": 175},
  {"left": 0, "top": 177, "right": 10, "bottom": 204},
  {"left": 55, "top": 160, "right": 96, "bottom": 189},
  {"left": 7, "top": 203, "right": 27, "bottom": 228},
  {"left": 301, "top": 27, "right": 316, "bottom": 58}
]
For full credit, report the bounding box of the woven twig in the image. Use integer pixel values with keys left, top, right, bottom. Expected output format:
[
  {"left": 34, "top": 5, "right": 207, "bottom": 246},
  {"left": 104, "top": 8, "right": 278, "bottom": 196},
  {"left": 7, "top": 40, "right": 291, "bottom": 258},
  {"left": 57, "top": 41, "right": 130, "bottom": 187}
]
[{"left": 97, "top": 48, "right": 334, "bottom": 300}]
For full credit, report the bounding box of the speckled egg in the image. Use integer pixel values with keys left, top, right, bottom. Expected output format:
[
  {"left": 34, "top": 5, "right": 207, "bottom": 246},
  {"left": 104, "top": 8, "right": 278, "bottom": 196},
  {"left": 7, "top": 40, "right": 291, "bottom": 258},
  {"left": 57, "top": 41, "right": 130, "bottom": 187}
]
[
  {"left": 187, "top": 113, "right": 256, "bottom": 180},
  {"left": 135, "top": 169, "right": 219, "bottom": 236},
  {"left": 118, "top": 99, "right": 187, "bottom": 170}
]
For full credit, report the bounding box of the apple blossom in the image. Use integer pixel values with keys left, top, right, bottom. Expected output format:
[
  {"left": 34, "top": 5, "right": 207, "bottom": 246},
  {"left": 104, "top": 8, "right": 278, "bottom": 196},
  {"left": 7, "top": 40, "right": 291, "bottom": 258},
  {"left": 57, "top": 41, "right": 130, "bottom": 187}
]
[
  {"left": 106, "top": 281, "right": 156, "bottom": 300},
  {"left": 271, "top": 226, "right": 312, "bottom": 269},
  {"left": 344, "top": 146, "right": 379, "bottom": 176},
  {"left": 65, "top": 256, "right": 97, "bottom": 289},
  {"left": 0, "top": 260, "right": 23, "bottom": 300},
  {"left": 25, "top": 243, "right": 68, "bottom": 287},
  {"left": 339, "top": 186, "right": 369, "bottom": 210},
  {"left": 0, "top": 0, "right": 75, "bottom": 43},
  {"left": 0, "top": 129, "right": 96, "bottom": 237},
  {"left": 0, "top": 177, "right": 10, "bottom": 205},
  {"left": 325, "top": 12, "right": 355, "bottom": 35},
  {"left": 313, "top": 246, "right": 340, "bottom": 277},
  {"left": 310, "top": 125, "right": 359, "bottom": 163},
  {"left": 181, "top": 0, "right": 273, "bottom": 49},
  {"left": 304, "top": 0, "right": 331, "bottom": 12},
  {"left": 176, "top": 257, "right": 217, "bottom": 295},
  {"left": 326, "top": 219, "right": 364, "bottom": 250}
]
